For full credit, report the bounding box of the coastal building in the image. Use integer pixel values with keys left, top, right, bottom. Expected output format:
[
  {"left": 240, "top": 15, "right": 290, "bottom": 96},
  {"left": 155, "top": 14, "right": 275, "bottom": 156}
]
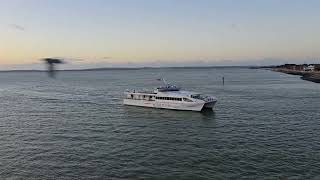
[
  {"left": 304, "top": 65, "right": 315, "bottom": 71},
  {"left": 276, "top": 64, "right": 319, "bottom": 72}
]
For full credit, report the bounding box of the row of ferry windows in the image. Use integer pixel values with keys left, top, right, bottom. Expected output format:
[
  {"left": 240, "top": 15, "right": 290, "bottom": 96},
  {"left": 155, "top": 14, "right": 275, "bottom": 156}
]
[{"left": 156, "top": 97, "right": 182, "bottom": 101}]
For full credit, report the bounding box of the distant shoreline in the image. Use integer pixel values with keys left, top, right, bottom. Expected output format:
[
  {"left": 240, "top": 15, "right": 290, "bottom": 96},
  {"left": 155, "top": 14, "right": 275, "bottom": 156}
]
[
  {"left": 272, "top": 68, "right": 320, "bottom": 83},
  {"left": 0, "top": 65, "right": 254, "bottom": 72}
]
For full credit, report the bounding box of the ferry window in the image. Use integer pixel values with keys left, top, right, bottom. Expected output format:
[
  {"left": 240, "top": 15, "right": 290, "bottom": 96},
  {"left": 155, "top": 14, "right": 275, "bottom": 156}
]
[
  {"left": 183, "top": 98, "right": 193, "bottom": 102},
  {"left": 191, "top": 94, "right": 201, "bottom": 99}
]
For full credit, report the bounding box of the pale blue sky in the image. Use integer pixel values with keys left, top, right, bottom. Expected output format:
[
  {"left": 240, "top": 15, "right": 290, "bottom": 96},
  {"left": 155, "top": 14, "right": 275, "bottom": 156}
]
[{"left": 1, "top": 0, "right": 320, "bottom": 69}]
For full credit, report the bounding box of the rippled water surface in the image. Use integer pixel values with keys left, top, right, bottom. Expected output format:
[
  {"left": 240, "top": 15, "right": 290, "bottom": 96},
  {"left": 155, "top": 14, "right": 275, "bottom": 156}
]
[{"left": 0, "top": 67, "right": 319, "bottom": 179}]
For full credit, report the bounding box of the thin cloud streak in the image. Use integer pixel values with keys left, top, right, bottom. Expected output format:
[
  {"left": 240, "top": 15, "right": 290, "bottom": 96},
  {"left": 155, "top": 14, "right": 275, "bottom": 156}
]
[{"left": 9, "top": 24, "right": 25, "bottom": 31}]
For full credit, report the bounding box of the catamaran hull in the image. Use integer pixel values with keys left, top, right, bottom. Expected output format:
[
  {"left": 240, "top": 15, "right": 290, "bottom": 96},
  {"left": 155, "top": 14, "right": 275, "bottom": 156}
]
[
  {"left": 123, "top": 99, "right": 215, "bottom": 111},
  {"left": 203, "top": 101, "right": 217, "bottom": 109}
]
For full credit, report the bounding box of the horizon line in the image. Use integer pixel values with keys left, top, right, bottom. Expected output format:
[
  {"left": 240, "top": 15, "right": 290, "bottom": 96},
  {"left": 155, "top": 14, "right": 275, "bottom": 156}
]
[{"left": 0, "top": 65, "right": 272, "bottom": 72}]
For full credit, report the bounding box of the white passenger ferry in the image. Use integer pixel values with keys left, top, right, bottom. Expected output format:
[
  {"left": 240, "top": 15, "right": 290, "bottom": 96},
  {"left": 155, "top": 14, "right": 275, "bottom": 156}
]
[{"left": 123, "top": 79, "right": 217, "bottom": 111}]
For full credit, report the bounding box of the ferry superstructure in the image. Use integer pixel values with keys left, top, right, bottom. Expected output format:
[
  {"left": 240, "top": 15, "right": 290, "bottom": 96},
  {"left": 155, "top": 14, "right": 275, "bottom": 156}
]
[{"left": 123, "top": 79, "right": 217, "bottom": 111}]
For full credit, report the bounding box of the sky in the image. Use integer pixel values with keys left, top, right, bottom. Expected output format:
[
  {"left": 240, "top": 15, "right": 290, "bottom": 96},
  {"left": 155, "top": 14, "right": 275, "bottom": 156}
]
[{"left": 1, "top": 0, "right": 320, "bottom": 69}]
